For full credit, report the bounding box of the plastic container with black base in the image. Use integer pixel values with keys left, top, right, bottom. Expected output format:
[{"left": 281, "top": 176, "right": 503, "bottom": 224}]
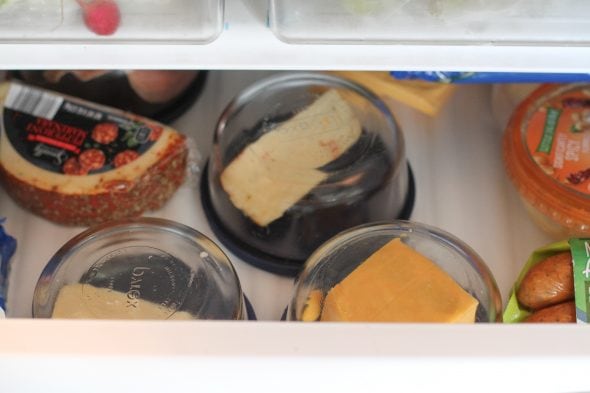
[{"left": 203, "top": 73, "right": 414, "bottom": 277}]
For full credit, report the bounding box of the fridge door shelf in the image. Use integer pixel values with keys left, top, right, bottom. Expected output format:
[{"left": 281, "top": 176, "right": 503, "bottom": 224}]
[{"left": 0, "top": 0, "right": 589, "bottom": 71}]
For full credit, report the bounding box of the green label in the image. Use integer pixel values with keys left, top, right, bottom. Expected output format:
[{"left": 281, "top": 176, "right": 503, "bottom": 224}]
[
  {"left": 536, "top": 108, "right": 561, "bottom": 153},
  {"left": 569, "top": 238, "right": 590, "bottom": 323}
]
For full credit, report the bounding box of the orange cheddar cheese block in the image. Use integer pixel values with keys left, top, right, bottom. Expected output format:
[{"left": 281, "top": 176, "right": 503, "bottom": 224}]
[{"left": 320, "top": 238, "right": 479, "bottom": 323}]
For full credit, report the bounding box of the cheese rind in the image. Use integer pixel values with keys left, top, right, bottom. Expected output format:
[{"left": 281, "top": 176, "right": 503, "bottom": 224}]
[
  {"left": 220, "top": 89, "right": 362, "bottom": 227},
  {"left": 320, "top": 238, "right": 479, "bottom": 323},
  {"left": 0, "top": 82, "right": 187, "bottom": 225}
]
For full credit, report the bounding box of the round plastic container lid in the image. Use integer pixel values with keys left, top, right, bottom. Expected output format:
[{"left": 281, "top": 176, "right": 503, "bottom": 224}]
[
  {"left": 33, "top": 218, "right": 247, "bottom": 320},
  {"left": 286, "top": 221, "right": 502, "bottom": 323},
  {"left": 504, "top": 83, "right": 590, "bottom": 234}
]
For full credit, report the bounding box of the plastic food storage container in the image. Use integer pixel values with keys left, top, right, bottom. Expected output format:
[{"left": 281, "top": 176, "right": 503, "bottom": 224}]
[
  {"left": 286, "top": 221, "right": 502, "bottom": 322},
  {"left": 10, "top": 70, "right": 207, "bottom": 124},
  {"left": 503, "top": 83, "right": 590, "bottom": 238},
  {"left": 202, "top": 73, "right": 414, "bottom": 276},
  {"left": 269, "top": 0, "right": 590, "bottom": 44},
  {"left": 0, "top": 0, "right": 224, "bottom": 43},
  {"left": 33, "top": 218, "right": 255, "bottom": 320}
]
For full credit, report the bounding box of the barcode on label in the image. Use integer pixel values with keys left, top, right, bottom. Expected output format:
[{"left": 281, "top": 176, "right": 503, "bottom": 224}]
[{"left": 5, "top": 84, "right": 63, "bottom": 120}]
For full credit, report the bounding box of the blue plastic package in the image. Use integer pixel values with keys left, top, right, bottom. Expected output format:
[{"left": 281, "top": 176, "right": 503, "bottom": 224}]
[
  {"left": 390, "top": 71, "right": 590, "bottom": 84},
  {"left": 0, "top": 218, "right": 16, "bottom": 316}
]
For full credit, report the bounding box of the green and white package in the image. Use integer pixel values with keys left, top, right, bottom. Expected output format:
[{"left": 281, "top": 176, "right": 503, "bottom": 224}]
[{"left": 568, "top": 238, "right": 590, "bottom": 324}]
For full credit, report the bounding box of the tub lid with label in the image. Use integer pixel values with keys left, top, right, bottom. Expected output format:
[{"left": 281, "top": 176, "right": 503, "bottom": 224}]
[{"left": 504, "top": 83, "right": 590, "bottom": 235}]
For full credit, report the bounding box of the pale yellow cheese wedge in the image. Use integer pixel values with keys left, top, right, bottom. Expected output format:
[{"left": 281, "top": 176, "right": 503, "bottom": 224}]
[
  {"left": 52, "top": 284, "right": 193, "bottom": 320},
  {"left": 220, "top": 149, "right": 328, "bottom": 227},
  {"left": 320, "top": 238, "right": 479, "bottom": 323},
  {"left": 220, "top": 89, "right": 362, "bottom": 227}
]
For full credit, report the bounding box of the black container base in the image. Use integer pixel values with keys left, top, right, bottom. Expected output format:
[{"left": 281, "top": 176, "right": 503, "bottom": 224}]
[
  {"left": 201, "top": 162, "right": 416, "bottom": 278},
  {"left": 155, "top": 71, "right": 209, "bottom": 124},
  {"left": 244, "top": 295, "right": 257, "bottom": 321}
]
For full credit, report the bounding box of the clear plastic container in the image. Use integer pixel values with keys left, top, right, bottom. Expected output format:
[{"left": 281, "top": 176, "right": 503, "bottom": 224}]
[
  {"left": 33, "top": 217, "right": 251, "bottom": 320},
  {"left": 0, "top": 0, "right": 224, "bottom": 43},
  {"left": 286, "top": 221, "right": 502, "bottom": 322},
  {"left": 269, "top": 0, "right": 590, "bottom": 44},
  {"left": 503, "top": 83, "right": 590, "bottom": 238},
  {"left": 203, "top": 73, "right": 413, "bottom": 276}
]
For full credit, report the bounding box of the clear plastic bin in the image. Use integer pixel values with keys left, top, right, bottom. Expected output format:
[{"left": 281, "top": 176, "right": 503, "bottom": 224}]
[
  {"left": 269, "top": 0, "right": 590, "bottom": 44},
  {"left": 0, "top": 0, "right": 224, "bottom": 43}
]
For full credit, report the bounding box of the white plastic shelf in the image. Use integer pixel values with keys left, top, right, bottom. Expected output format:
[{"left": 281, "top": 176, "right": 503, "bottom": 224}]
[
  {"left": 0, "top": 0, "right": 223, "bottom": 44},
  {"left": 1, "top": 71, "right": 588, "bottom": 392},
  {"left": 0, "top": 0, "right": 589, "bottom": 71},
  {"left": 269, "top": 0, "right": 590, "bottom": 46}
]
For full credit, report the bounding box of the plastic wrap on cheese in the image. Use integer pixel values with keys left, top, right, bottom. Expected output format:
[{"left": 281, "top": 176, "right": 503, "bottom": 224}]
[
  {"left": 0, "top": 81, "right": 188, "bottom": 226},
  {"left": 0, "top": 218, "right": 16, "bottom": 317}
]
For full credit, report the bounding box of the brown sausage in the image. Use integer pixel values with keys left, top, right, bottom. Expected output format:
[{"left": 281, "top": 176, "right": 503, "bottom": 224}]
[
  {"left": 516, "top": 252, "right": 574, "bottom": 310},
  {"left": 525, "top": 301, "right": 576, "bottom": 323}
]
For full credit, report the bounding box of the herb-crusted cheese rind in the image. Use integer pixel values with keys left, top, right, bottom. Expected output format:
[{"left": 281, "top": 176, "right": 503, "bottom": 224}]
[
  {"left": 320, "top": 238, "right": 479, "bottom": 323},
  {"left": 221, "top": 90, "right": 362, "bottom": 227}
]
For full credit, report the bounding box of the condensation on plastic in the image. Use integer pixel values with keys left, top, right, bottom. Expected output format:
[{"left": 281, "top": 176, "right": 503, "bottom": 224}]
[
  {"left": 184, "top": 136, "right": 204, "bottom": 189},
  {"left": 270, "top": 0, "right": 590, "bottom": 45}
]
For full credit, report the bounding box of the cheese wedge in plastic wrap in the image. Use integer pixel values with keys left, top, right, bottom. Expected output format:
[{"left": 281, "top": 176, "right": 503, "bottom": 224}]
[
  {"left": 0, "top": 82, "right": 187, "bottom": 226},
  {"left": 221, "top": 90, "right": 362, "bottom": 227}
]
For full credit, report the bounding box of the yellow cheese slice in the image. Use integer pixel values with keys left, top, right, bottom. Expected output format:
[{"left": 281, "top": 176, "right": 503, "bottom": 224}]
[
  {"left": 320, "top": 238, "right": 479, "bottom": 323},
  {"left": 330, "top": 71, "right": 456, "bottom": 117},
  {"left": 220, "top": 89, "right": 362, "bottom": 227},
  {"left": 301, "top": 289, "right": 323, "bottom": 322},
  {"left": 51, "top": 284, "right": 193, "bottom": 320}
]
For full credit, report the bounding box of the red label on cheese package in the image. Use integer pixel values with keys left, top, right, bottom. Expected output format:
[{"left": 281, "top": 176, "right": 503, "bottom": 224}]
[{"left": 2, "top": 83, "right": 163, "bottom": 176}]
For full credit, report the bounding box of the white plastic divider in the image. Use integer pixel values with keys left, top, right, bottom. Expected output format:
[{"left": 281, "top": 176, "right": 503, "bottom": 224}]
[
  {"left": 0, "top": 0, "right": 589, "bottom": 71},
  {"left": 1, "top": 320, "right": 589, "bottom": 393}
]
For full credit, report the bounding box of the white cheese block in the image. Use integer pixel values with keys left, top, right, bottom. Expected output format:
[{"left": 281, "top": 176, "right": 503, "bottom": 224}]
[{"left": 220, "top": 89, "right": 362, "bottom": 227}]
